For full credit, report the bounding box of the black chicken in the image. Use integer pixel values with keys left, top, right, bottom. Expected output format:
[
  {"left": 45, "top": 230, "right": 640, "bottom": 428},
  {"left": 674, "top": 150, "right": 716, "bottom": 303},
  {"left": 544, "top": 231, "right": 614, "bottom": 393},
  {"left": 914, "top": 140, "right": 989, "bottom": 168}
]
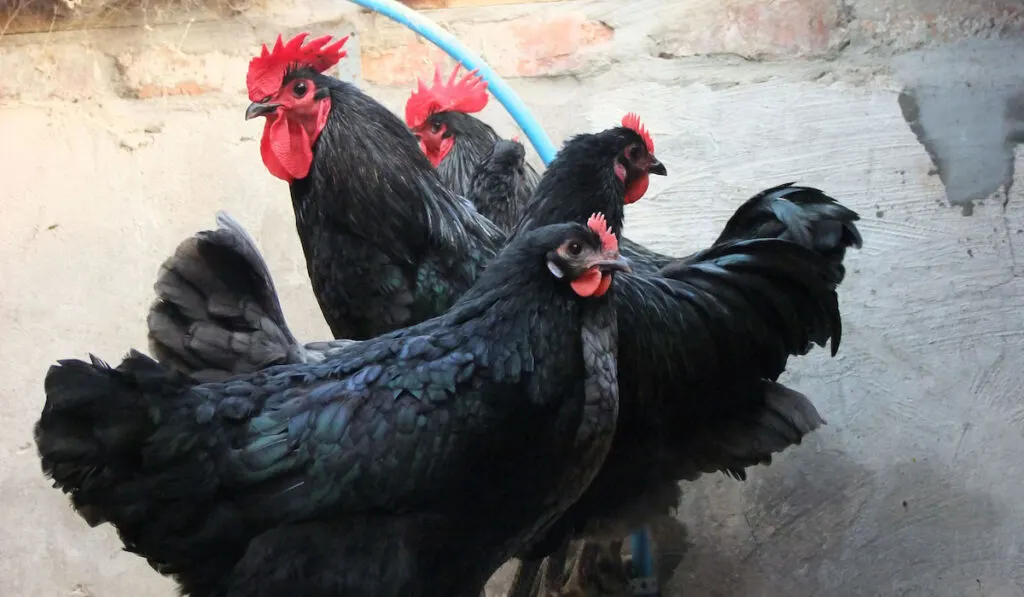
[
  {"left": 404, "top": 63, "right": 540, "bottom": 230},
  {"left": 35, "top": 216, "right": 632, "bottom": 597},
  {"left": 181, "top": 32, "right": 859, "bottom": 596},
  {"left": 505, "top": 113, "right": 863, "bottom": 596},
  {"left": 244, "top": 34, "right": 504, "bottom": 341}
]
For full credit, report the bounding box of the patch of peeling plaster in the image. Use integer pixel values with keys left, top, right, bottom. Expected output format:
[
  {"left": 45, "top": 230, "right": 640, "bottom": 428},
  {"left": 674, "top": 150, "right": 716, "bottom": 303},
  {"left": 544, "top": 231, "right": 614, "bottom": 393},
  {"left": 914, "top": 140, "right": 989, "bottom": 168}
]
[{"left": 895, "top": 40, "right": 1024, "bottom": 214}]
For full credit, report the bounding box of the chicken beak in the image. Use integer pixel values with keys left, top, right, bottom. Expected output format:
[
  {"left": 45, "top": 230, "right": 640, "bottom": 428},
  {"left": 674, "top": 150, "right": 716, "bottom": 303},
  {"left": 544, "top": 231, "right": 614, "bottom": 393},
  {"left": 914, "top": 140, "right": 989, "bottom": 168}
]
[
  {"left": 590, "top": 253, "right": 632, "bottom": 274},
  {"left": 245, "top": 101, "right": 280, "bottom": 120},
  {"left": 646, "top": 155, "right": 667, "bottom": 176}
]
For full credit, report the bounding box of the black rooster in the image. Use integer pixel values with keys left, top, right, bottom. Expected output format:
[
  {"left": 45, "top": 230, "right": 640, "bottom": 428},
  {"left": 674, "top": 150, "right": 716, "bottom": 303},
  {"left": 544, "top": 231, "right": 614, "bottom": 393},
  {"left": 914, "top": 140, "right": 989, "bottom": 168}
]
[
  {"left": 404, "top": 64, "right": 540, "bottom": 229},
  {"left": 35, "top": 217, "right": 631, "bottom": 597},
  {"left": 149, "top": 36, "right": 527, "bottom": 382},
  {"left": 169, "top": 32, "right": 859, "bottom": 596},
  {"left": 244, "top": 34, "right": 504, "bottom": 341},
  {"left": 506, "top": 113, "right": 863, "bottom": 596}
]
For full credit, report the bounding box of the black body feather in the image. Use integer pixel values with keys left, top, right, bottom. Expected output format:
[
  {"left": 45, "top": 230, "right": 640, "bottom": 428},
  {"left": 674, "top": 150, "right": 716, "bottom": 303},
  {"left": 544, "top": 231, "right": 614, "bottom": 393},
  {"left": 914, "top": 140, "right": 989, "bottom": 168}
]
[
  {"left": 144, "top": 67, "right": 861, "bottom": 592},
  {"left": 463, "top": 139, "right": 530, "bottom": 234},
  {"left": 289, "top": 70, "right": 504, "bottom": 340},
  {"left": 510, "top": 127, "right": 863, "bottom": 562},
  {"left": 429, "top": 111, "right": 541, "bottom": 227},
  {"left": 36, "top": 222, "right": 621, "bottom": 597}
]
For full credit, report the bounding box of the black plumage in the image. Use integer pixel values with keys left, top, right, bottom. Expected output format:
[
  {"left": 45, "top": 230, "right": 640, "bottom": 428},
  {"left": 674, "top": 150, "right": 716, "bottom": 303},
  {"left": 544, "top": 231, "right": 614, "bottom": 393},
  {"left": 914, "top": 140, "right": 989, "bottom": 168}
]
[
  {"left": 426, "top": 110, "right": 540, "bottom": 227},
  {"left": 286, "top": 68, "right": 503, "bottom": 340},
  {"left": 146, "top": 66, "right": 509, "bottom": 381},
  {"left": 705, "top": 181, "right": 864, "bottom": 282},
  {"left": 505, "top": 126, "right": 864, "bottom": 595},
  {"left": 147, "top": 211, "right": 356, "bottom": 382},
  {"left": 463, "top": 138, "right": 530, "bottom": 234},
  {"left": 36, "top": 221, "right": 625, "bottom": 597},
  {"left": 153, "top": 47, "right": 861, "bottom": 595}
]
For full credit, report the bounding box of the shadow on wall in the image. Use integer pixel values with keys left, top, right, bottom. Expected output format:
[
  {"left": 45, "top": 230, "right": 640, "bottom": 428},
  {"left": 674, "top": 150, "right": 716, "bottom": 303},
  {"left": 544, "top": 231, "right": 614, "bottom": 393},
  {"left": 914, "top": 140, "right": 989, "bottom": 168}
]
[
  {"left": 669, "top": 445, "right": 1009, "bottom": 596},
  {"left": 896, "top": 40, "right": 1024, "bottom": 215}
]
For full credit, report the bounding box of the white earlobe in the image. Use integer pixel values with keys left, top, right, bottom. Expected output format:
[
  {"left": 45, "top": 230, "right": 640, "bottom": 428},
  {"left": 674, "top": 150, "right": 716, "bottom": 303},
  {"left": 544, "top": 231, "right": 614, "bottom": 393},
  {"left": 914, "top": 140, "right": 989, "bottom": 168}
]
[{"left": 547, "top": 260, "right": 565, "bottom": 279}]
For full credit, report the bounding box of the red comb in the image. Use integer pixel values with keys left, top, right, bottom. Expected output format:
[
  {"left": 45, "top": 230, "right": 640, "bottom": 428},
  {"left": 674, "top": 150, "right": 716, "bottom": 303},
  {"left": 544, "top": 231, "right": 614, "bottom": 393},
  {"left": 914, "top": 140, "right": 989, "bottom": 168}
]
[
  {"left": 587, "top": 213, "right": 618, "bottom": 253},
  {"left": 405, "top": 63, "right": 489, "bottom": 129},
  {"left": 621, "top": 112, "right": 654, "bottom": 153},
  {"left": 247, "top": 33, "right": 349, "bottom": 102}
]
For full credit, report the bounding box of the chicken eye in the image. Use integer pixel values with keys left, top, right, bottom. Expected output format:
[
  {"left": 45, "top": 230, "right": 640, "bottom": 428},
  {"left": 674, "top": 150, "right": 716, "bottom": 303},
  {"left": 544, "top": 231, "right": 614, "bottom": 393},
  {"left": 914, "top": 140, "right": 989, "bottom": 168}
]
[
  {"left": 567, "top": 241, "right": 583, "bottom": 256},
  {"left": 430, "top": 120, "right": 442, "bottom": 134},
  {"left": 293, "top": 81, "right": 308, "bottom": 98}
]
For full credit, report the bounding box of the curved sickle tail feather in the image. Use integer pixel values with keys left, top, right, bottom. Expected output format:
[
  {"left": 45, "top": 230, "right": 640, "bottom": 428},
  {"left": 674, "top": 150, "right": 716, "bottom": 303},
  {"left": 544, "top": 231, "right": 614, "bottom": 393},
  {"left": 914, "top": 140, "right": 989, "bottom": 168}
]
[
  {"left": 631, "top": 238, "right": 843, "bottom": 477},
  {"left": 713, "top": 183, "right": 864, "bottom": 284},
  {"left": 146, "top": 212, "right": 354, "bottom": 382}
]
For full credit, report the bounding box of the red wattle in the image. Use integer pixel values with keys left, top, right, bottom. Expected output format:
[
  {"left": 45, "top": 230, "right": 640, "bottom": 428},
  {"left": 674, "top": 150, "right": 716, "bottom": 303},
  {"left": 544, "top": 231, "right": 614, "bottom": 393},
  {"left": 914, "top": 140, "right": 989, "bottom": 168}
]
[
  {"left": 425, "top": 147, "right": 443, "bottom": 167},
  {"left": 260, "top": 111, "right": 315, "bottom": 183},
  {"left": 423, "top": 136, "right": 455, "bottom": 168},
  {"left": 571, "top": 268, "right": 603, "bottom": 297},
  {"left": 625, "top": 174, "right": 649, "bottom": 204}
]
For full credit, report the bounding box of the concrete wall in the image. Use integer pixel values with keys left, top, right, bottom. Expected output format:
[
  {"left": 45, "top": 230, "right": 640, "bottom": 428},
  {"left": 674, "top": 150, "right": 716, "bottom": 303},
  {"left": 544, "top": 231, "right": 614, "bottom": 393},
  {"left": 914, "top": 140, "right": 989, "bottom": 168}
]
[{"left": 1, "top": 1, "right": 1022, "bottom": 596}]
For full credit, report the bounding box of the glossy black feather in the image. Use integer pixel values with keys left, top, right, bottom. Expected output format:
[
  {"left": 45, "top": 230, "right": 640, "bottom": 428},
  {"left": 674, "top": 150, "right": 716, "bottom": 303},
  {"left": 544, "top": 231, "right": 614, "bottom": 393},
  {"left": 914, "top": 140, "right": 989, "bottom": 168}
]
[
  {"left": 429, "top": 111, "right": 540, "bottom": 226},
  {"left": 237, "top": 69, "right": 859, "bottom": 588},
  {"left": 463, "top": 139, "right": 529, "bottom": 234},
  {"left": 147, "top": 211, "right": 357, "bottom": 382},
  {"left": 513, "top": 128, "right": 672, "bottom": 276},
  {"left": 36, "top": 222, "right": 621, "bottom": 597},
  {"left": 511, "top": 127, "right": 863, "bottom": 561},
  {"left": 706, "top": 181, "right": 864, "bottom": 282},
  {"left": 287, "top": 69, "right": 504, "bottom": 340}
]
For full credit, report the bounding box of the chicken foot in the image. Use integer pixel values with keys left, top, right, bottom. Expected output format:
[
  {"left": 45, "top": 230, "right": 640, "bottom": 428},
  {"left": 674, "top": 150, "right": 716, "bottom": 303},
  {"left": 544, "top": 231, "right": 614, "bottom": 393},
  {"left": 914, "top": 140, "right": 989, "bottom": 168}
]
[
  {"left": 506, "top": 560, "right": 542, "bottom": 597},
  {"left": 557, "top": 539, "right": 629, "bottom": 597},
  {"left": 540, "top": 541, "right": 570, "bottom": 595},
  {"left": 506, "top": 540, "right": 568, "bottom": 597}
]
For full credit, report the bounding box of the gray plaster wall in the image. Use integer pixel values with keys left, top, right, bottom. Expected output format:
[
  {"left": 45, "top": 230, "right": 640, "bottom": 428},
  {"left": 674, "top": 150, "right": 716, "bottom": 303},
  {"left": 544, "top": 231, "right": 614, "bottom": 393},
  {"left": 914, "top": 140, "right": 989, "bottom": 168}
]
[{"left": 1, "top": 1, "right": 1022, "bottom": 596}]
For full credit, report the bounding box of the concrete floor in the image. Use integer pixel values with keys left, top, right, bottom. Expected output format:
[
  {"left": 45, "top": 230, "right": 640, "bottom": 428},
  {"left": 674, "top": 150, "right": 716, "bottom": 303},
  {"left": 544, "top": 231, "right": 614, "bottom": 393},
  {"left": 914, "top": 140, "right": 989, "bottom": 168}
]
[{"left": 1, "top": 14, "right": 1023, "bottom": 597}]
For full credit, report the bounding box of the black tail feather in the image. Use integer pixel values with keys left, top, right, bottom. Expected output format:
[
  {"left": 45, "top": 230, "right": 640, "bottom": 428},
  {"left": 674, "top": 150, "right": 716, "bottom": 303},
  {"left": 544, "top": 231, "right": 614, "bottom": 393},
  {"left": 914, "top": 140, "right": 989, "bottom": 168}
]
[
  {"left": 36, "top": 351, "right": 185, "bottom": 525},
  {"left": 147, "top": 212, "right": 310, "bottom": 381},
  {"left": 36, "top": 351, "right": 247, "bottom": 594},
  {"left": 652, "top": 380, "right": 824, "bottom": 485},
  {"left": 712, "top": 182, "right": 863, "bottom": 283}
]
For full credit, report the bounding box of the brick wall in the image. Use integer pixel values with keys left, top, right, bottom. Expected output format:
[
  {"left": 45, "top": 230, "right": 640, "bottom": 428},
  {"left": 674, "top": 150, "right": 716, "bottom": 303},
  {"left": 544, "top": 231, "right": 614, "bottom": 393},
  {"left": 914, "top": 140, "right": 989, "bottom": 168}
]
[
  {"left": 1, "top": 0, "right": 1019, "bottom": 102},
  {"left": 2, "top": 3, "right": 1024, "bottom": 597}
]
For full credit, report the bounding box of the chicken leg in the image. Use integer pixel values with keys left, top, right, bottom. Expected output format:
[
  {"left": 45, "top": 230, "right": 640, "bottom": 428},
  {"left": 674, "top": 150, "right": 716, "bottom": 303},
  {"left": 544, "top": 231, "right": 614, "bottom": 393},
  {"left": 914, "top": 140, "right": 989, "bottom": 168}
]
[
  {"left": 540, "top": 541, "right": 570, "bottom": 596},
  {"left": 558, "top": 539, "right": 629, "bottom": 596}
]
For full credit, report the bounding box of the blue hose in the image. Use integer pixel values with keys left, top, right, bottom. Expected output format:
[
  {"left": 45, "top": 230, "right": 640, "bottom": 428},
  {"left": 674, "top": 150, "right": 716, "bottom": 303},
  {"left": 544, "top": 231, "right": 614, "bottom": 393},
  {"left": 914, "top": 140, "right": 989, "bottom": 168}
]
[
  {"left": 344, "top": 1, "right": 655, "bottom": 593},
  {"left": 345, "top": 0, "right": 558, "bottom": 165}
]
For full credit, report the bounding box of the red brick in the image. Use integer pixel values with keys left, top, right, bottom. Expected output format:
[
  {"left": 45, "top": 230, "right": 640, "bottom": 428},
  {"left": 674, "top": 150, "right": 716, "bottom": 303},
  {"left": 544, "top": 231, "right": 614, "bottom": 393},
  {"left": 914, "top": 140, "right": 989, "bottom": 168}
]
[
  {"left": 358, "top": 34, "right": 452, "bottom": 87},
  {"left": 398, "top": 0, "right": 447, "bottom": 7},
  {"left": 652, "top": 0, "right": 847, "bottom": 59},
  {"left": 133, "top": 81, "right": 216, "bottom": 99},
  {"left": 359, "top": 12, "right": 613, "bottom": 85}
]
